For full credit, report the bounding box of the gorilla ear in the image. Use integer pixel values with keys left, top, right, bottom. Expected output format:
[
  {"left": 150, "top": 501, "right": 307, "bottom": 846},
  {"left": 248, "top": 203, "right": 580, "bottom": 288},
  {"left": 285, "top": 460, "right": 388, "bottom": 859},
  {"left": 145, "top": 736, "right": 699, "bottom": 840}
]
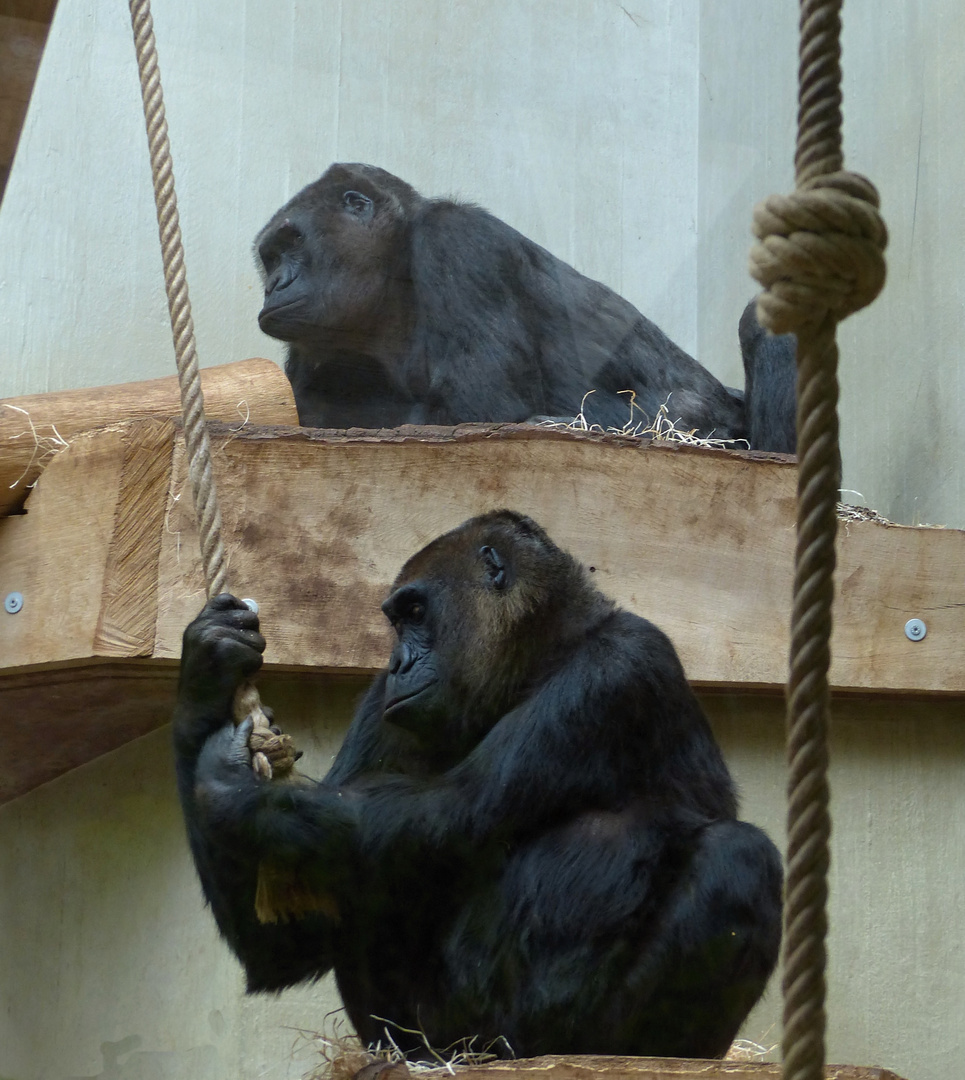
[
  {"left": 480, "top": 546, "right": 508, "bottom": 590},
  {"left": 343, "top": 190, "right": 374, "bottom": 220}
]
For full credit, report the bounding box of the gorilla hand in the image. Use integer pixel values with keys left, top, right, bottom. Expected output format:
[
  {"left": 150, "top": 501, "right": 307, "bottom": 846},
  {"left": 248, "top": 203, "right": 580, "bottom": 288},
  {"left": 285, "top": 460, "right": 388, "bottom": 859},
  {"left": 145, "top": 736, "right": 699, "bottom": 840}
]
[{"left": 175, "top": 594, "right": 266, "bottom": 753}]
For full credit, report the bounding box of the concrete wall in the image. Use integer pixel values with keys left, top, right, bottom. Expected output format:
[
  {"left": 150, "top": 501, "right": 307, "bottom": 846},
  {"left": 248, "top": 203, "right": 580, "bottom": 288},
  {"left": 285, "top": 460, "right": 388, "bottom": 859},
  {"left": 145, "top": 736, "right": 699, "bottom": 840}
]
[{"left": 2, "top": 1, "right": 964, "bottom": 1079}]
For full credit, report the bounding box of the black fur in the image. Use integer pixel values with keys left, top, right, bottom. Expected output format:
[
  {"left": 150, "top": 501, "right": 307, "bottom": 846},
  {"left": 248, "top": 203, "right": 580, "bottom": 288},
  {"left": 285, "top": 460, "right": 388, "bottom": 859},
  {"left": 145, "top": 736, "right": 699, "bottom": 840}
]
[
  {"left": 255, "top": 164, "right": 751, "bottom": 440},
  {"left": 739, "top": 299, "right": 797, "bottom": 454},
  {"left": 174, "top": 511, "right": 783, "bottom": 1059}
]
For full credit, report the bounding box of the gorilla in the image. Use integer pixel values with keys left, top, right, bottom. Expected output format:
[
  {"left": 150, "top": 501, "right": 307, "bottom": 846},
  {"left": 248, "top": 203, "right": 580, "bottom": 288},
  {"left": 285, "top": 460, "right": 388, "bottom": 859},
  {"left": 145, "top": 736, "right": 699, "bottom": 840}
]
[
  {"left": 739, "top": 299, "right": 797, "bottom": 454},
  {"left": 174, "top": 510, "right": 783, "bottom": 1060},
  {"left": 255, "top": 163, "right": 755, "bottom": 440}
]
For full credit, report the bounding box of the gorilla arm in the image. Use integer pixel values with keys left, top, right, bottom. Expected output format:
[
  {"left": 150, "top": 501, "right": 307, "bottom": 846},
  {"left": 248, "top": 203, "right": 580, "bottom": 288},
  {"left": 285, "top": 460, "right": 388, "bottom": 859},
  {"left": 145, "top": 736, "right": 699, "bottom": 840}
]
[
  {"left": 173, "top": 596, "right": 340, "bottom": 991},
  {"left": 191, "top": 608, "right": 728, "bottom": 872}
]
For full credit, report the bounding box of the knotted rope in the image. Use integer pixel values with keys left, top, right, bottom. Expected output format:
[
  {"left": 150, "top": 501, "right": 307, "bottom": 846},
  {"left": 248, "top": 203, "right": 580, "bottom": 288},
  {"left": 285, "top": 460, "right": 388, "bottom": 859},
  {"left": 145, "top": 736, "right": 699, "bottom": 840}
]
[
  {"left": 128, "top": 0, "right": 294, "bottom": 781},
  {"left": 749, "top": 4, "right": 887, "bottom": 1080}
]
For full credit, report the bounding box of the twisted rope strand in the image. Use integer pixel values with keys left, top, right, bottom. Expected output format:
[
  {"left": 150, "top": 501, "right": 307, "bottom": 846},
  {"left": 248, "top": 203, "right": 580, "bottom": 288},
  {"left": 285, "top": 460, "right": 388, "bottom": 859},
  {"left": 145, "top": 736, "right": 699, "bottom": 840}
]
[
  {"left": 129, "top": 0, "right": 227, "bottom": 597},
  {"left": 749, "top": 3, "right": 887, "bottom": 1079},
  {"left": 796, "top": 1, "right": 844, "bottom": 182},
  {"left": 782, "top": 320, "right": 837, "bottom": 1080},
  {"left": 128, "top": 0, "right": 294, "bottom": 780}
]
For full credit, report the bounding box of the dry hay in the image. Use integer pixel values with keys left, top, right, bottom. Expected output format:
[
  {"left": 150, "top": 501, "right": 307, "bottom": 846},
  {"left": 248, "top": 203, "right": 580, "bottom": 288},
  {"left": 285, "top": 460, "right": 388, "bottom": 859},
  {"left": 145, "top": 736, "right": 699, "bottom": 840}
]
[
  {"left": 1, "top": 402, "right": 69, "bottom": 493},
  {"left": 538, "top": 391, "right": 749, "bottom": 450},
  {"left": 298, "top": 1022, "right": 776, "bottom": 1080},
  {"left": 298, "top": 1020, "right": 512, "bottom": 1080},
  {"left": 724, "top": 1037, "right": 777, "bottom": 1062},
  {"left": 836, "top": 500, "right": 893, "bottom": 526}
]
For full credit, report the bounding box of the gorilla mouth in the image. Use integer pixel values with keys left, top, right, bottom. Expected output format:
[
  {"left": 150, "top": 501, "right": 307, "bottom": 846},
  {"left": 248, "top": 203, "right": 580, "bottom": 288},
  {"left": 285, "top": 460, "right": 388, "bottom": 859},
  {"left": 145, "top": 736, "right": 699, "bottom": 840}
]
[
  {"left": 258, "top": 300, "right": 306, "bottom": 332},
  {"left": 383, "top": 682, "right": 436, "bottom": 717}
]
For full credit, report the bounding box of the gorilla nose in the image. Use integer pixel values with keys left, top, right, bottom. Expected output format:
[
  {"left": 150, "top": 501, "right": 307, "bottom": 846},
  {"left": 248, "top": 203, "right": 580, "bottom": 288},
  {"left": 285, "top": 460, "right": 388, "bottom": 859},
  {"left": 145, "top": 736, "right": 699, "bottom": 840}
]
[
  {"left": 266, "top": 265, "right": 295, "bottom": 296},
  {"left": 388, "top": 643, "right": 415, "bottom": 675}
]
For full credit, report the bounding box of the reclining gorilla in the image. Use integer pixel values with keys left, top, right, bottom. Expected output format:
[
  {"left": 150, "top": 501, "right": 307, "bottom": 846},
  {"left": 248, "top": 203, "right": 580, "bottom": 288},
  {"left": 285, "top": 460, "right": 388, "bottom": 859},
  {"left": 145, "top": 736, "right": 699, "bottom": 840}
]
[
  {"left": 174, "top": 511, "right": 782, "bottom": 1059},
  {"left": 255, "top": 163, "right": 794, "bottom": 449}
]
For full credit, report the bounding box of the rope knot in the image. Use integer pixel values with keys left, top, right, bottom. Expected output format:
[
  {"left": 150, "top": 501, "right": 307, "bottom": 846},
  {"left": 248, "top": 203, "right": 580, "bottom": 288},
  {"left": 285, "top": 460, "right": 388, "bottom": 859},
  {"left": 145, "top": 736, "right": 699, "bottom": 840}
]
[{"left": 749, "top": 170, "right": 888, "bottom": 337}]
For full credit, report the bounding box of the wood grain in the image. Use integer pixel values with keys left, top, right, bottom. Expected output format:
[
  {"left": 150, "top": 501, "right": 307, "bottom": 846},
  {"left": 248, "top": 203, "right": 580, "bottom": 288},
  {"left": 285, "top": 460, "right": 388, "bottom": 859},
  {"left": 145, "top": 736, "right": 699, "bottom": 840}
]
[
  {"left": 0, "top": 357, "right": 297, "bottom": 515},
  {"left": 149, "top": 424, "right": 965, "bottom": 696},
  {"left": 1, "top": 420, "right": 963, "bottom": 801},
  {"left": 335, "top": 1054, "right": 907, "bottom": 1080},
  {"left": 0, "top": 11, "right": 49, "bottom": 201},
  {"left": 93, "top": 419, "right": 177, "bottom": 657},
  {"left": 0, "top": 424, "right": 128, "bottom": 668}
]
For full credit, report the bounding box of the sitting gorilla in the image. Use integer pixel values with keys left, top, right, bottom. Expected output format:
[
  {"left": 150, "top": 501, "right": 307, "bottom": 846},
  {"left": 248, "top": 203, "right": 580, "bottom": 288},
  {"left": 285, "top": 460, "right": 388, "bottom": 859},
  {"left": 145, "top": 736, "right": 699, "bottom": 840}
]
[
  {"left": 255, "top": 163, "right": 758, "bottom": 442},
  {"left": 174, "top": 511, "right": 782, "bottom": 1059}
]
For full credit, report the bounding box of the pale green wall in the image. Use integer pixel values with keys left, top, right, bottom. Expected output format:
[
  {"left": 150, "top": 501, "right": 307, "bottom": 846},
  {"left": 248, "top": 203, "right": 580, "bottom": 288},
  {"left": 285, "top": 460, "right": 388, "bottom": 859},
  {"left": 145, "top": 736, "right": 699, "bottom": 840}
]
[
  {"left": 3, "top": 691, "right": 964, "bottom": 1080},
  {"left": 0, "top": 676, "right": 358, "bottom": 1080},
  {"left": 1, "top": 0, "right": 964, "bottom": 1078},
  {"left": 0, "top": 0, "right": 700, "bottom": 398},
  {"left": 697, "top": 1, "right": 965, "bottom": 529}
]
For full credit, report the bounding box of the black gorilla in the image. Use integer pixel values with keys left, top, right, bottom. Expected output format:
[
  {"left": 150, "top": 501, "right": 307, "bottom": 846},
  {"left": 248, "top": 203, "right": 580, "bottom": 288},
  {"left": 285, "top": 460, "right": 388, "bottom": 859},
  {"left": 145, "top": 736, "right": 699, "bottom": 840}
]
[
  {"left": 255, "top": 163, "right": 751, "bottom": 440},
  {"left": 174, "top": 511, "right": 782, "bottom": 1060},
  {"left": 739, "top": 299, "right": 797, "bottom": 454}
]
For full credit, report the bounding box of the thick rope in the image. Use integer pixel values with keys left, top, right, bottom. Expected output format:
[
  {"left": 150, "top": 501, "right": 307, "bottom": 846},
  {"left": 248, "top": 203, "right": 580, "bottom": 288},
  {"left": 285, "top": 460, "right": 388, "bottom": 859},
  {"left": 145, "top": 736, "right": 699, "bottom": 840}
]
[
  {"left": 749, "top": 4, "right": 887, "bottom": 1080},
  {"left": 128, "top": 0, "right": 294, "bottom": 781}
]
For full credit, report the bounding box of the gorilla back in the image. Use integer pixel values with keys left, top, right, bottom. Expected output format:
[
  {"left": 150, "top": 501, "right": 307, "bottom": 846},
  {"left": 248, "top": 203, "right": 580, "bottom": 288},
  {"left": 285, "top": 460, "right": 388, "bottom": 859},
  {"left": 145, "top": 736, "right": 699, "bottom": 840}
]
[
  {"left": 254, "top": 163, "right": 751, "bottom": 441},
  {"left": 174, "top": 511, "right": 782, "bottom": 1059}
]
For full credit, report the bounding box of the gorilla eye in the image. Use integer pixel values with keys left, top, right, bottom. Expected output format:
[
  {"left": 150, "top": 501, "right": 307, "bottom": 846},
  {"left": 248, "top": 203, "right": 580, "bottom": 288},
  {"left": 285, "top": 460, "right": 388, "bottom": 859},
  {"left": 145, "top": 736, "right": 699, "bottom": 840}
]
[
  {"left": 407, "top": 602, "right": 425, "bottom": 623},
  {"left": 343, "top": 190, "right": 373, "bottom": 216},
  {"left": 276, "top": 221, "right": 304, "bottom": 247},
  {"left": 480, "top": 546, "right": 508, "bottom": 590}
]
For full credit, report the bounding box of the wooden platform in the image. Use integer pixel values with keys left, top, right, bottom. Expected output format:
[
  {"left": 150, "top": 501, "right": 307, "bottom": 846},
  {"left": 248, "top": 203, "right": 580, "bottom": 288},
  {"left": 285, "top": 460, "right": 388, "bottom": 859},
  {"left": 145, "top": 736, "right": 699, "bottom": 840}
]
[
  {"left": 1, "top": 414, "right": 963, "bottom": 802},
  {"left": 332, "top": 1053, "right": 908, "bottom": 1080}
]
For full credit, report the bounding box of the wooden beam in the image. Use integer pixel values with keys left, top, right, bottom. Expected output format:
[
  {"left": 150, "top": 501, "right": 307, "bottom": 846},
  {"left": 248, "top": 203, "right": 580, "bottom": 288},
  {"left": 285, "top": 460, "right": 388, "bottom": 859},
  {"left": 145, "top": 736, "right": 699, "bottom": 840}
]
[
  {"left": 1, "top": 418, "right": 962, "bottom": 801},
  {"left": 0, "top": 661, "right": 177, "bottom": 803},
  {"left": 0, "top": 357, "right": 297, "bottom": 516},
  {"left": 332, "top": 1054, "right": 907, "bottom": 1080},
  {"left": 151, "top": 424, "right": 965, "bottom": 695},
  {"left": 0, "top": 2, "right": 56, "bottom": 204}
]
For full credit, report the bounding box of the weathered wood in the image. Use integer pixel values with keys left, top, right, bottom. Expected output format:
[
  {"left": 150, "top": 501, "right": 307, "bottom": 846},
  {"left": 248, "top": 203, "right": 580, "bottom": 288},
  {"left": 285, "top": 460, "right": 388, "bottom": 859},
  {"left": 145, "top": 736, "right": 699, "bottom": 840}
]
[
  {"left": 0, "top": 661, "right": 177, "bottom": 804},
  {"left": 93, "top": 418, "right": 176, "bottom": 656},
  {"left": 1, "top": 417, "right": 962, "bottom": 801},
  {"left": 0, "top": 424, "right": 130, "bottom": 666},
  {"left": 0, "top": 10, "right": 51, "bottom": 202},
  {"left": 0, "top": 357, "right": 296, "bottom": 515},
  {"left": 334, "top": 1055, "right": 907, "bottom": 1080},
  {"left": 152, "top": 424, "right": 965, "bottom": 695}
]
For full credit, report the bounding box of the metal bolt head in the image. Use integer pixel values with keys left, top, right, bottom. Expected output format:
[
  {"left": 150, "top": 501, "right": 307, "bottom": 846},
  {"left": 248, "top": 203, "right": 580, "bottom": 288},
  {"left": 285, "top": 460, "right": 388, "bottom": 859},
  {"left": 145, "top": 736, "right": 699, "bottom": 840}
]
[
  {"left": 4, "top": 592, "right": 23, "bottom": 614},
  {"left": 904, "top": 618, "right": 926, "bottom": 642},
  {"left": 242, "top": 598, "right": 259, "bottom": 614}
]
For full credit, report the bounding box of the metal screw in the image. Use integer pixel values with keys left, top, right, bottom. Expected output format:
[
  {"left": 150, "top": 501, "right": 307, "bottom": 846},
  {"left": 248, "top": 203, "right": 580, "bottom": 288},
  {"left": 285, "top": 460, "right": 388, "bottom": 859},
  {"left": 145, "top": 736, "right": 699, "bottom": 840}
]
[
  {"left": 242, "top": 598, "right": 259, "bottom": 614},
  {"left": 4, "top": 592, "right": 23, "bottom": 614},
  {"left": 904, "top": 618, "right": 926, "bottom": 642}
]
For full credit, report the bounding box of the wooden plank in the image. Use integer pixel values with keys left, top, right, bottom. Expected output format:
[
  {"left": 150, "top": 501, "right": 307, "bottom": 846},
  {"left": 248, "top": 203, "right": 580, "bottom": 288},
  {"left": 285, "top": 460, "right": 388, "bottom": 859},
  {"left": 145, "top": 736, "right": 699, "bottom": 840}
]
[
  {"left": 0, "top": 10, "right": 50, "bottom": 202},
  {"left": 0, "top": 661, "right": 177, "bottom": 804},
  {"left": 0, "top": 357, "right": 297, "bottom": 516},
  {"left": 0, "top": 2, "right": 57, "bottom": 21},
  {"left": 0, "top": 424, "right": 129, "bottom": 668},
  {"left": 332, "top": 1055, "right": 907, "bottom": 1080},
  {"left": 0, "top": 418, "right": 962, "bottom": 800},
  {"left": 151, "top": 425, "right": 965, "bottom": 696}
]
